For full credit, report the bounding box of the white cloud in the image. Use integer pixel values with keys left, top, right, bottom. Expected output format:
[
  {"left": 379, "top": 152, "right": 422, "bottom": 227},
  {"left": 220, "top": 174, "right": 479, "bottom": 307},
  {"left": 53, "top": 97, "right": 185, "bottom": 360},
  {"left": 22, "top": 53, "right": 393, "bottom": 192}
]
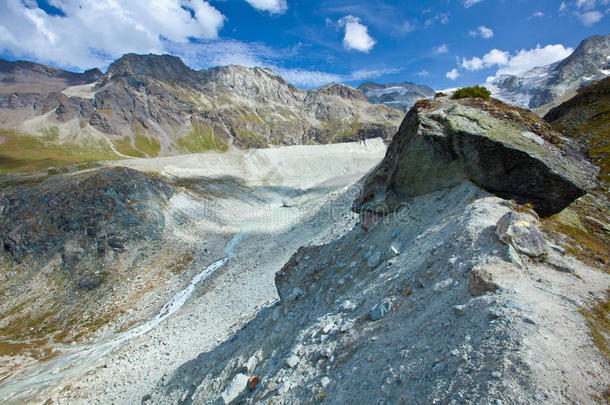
[
  {"left": 464, "top": 0, "right": 484, "bottom": 7},
  {"left": 576, "top": 0, "right": 597, "bottom": 9},
  {"left": 418, "top": 70, "right": 430, "bottom": 76},
  {"left": 457, "top": 44, "right": 573, "bottom": 78},
  {"left": 461, "top": 56, "right": 483, "bottom": 70},
  {"left": 469, "top": 25, "right": 494, "bottom": 38},
  {"left": 433, "top": 44, "right": 449, "bottom": 54},
  {"left": 528, "top": 11, "right": 545, "bottom": 19},
  {"left": 244, "top": 0, "right": 287, "bottom": 14},
  {"left": 495, "top": 44, "right": 573, "bottom": 75},
  {"left": 446, "top": 68, "right": 460, "bottom": 80},
  {"left": 338, "top": 15, "right": 376, "bottom": 53},
  {"left": 577, "top": 10, "right": 603, "bottom": 25},
  {"left": 559, "top": 2, "right": 569, "bottom": 11},
  {"left": 0, "top": 0, "right": 226, "bottom": 70},
  {"left": 483, "top": 49, "right": 510, "bottom": 66}
]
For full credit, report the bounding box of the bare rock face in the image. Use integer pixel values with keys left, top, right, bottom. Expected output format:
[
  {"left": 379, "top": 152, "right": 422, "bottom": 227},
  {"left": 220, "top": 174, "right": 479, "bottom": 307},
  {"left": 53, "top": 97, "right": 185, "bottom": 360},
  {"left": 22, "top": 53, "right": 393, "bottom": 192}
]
[{"left": 353, "top": 96, "right": 599, "bottom": 217}]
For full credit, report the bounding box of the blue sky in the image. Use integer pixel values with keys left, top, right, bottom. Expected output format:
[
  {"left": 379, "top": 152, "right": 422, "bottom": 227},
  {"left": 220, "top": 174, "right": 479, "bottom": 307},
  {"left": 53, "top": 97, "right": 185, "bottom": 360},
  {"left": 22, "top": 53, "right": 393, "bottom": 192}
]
[{"left": 0, "top": 0, "right": 608, "bottom": 89}]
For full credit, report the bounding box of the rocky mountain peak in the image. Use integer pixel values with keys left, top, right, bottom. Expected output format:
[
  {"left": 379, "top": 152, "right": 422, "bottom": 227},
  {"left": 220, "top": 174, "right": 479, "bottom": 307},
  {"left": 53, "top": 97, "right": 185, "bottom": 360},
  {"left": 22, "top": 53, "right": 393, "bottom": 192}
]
[
  {"left": 487, "top": 34, "right": 610, "bottom": 109},
  {"left": 103, "top": 53, "right": 194, "bottom": 83},
  {"left": 315, "top": 83, "right": 367, "bottom": 101},
  {"left": 552, "top": 34, "right": 610, "bottom": 83}
]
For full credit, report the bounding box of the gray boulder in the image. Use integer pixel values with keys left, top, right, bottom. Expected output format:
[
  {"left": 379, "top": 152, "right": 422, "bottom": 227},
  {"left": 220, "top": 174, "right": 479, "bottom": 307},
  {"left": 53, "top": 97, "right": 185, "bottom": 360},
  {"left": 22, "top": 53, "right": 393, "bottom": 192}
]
[
  {"left": 353, "top": 96, "right": 599, "bottom": 217},
  {"left": 495, "top": 212, "right": 548, "bottom": 259}
]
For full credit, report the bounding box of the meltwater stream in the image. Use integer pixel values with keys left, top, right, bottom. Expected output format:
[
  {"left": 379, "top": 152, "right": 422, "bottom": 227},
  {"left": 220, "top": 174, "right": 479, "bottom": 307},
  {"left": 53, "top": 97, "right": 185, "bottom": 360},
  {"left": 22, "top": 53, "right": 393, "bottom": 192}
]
[{"left": 0, "top": 255, "right": 231, "bottom": 403}]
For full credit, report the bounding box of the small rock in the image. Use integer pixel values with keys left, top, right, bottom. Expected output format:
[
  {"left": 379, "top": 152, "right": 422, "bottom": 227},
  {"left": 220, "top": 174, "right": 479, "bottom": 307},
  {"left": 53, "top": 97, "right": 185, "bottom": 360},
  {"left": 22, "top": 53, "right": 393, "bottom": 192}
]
[
  {"left": 523, "top": 317, "right": 537, "bottom": 325},
  {"left": 433, "top": 278, "right": 453, "bottom": 292},
  {"left": 248, "top": 376, "right": 260, "bottom": 390},
  {"left": 545, "top": 251, "right": 574, "bottom": 274},
  {"left": 77, "top": 275, "right": 104, "bottom": 291},
  {"left": 504, "top": 244, "right": 524, "bottom": 269},
  {"left": 389, "top": 241, "right": 400, "bottom": 256},
  {"left": 369, "top": 301, "right": 392, "bottom": 321},
  {"left": 221, "top": 373, "right": 249, "bottom": 404},
  {"left": 285, "top": 355, "right": 300, "bottom": 368},
  {"left": 468, "top": 267, "right": 500, "bottom": 296},
  {"left": 491, "top": 371, "right": 502, "bottom": 379},
  {"left": 341, "top": 300, "right": 356, "bottom": 311},
  {"left": 340, "top": 320, "right": 354, "bottom": 332},
  {"left": 320, "top": 376, "right": 330, "bottom": 387},
  {"left": 503, "top": 301, "right": 523, "bottom": 311},
  {"left": 287, "top": 288, "right": 305, "bottom": 302},
  {"left": 391, "top": 230, "right": 399, "bottom": 238},
  {"left": 320, "top": 347, "right": 332, "bottom": 358},
  {"left": 547, "top": 242, "right": 566, "bottom": 254},
  {"left": 453, "top": 305, "right": 466, "bottom": 316}
]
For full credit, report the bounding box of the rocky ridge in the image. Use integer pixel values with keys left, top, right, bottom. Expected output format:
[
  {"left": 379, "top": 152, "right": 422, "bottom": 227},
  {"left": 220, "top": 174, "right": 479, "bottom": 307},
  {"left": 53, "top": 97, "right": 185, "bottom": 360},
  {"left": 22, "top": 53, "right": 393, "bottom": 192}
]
[{"left": 142, "top": 96, "right": 609, "bottom": 404}]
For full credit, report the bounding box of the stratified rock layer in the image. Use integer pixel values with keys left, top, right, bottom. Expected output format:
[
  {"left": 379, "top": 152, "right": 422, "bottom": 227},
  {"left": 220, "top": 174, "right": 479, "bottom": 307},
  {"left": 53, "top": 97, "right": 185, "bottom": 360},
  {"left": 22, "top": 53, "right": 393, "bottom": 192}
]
[{"left": 353, "top": 96, "right": 599, "bottom": 217}]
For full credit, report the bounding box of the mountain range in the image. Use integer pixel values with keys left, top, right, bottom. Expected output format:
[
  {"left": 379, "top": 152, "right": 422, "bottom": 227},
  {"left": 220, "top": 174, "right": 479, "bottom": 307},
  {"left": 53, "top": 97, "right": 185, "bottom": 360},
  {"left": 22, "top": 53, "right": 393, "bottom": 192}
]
[
  {"left": 357, "top": 81, "right": 436, "bottom": 111},
  {"left": 0, "top": 54, "right": 403, "bottom": 167}
]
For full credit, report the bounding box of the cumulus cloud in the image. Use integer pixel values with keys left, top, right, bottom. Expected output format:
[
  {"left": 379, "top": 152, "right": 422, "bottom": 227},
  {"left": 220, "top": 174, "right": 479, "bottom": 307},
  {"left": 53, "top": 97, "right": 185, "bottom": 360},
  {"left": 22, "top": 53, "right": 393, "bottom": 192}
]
[
  {"left": 0, "top": 0, "right": 226, "bottom": 70},
  {"left": 418, "top": 70, "right": 430, "bottom": 77},
  {"left": 469, "top": 25, "right": 494, "bottom": 38},
  {"left": 495, "top": 44, "right": 573, "bottom": 75},
  {"left": 338, "top": 15, "right": 376, "bottom": 53},
  {"left": 244, "top": 0, "right": 288, "bottom": 14},
  {"left": 459, "top": 44, "right": 573, "bottom": 78},
  {"left": 461, "top": 49, "right": 509, "bottom": 70},
  {"left": 433, "top": 44, "right": 449, "bottom": 54},
  {"left": 446, "top": 68, "right": 460, "bottom": 80}
]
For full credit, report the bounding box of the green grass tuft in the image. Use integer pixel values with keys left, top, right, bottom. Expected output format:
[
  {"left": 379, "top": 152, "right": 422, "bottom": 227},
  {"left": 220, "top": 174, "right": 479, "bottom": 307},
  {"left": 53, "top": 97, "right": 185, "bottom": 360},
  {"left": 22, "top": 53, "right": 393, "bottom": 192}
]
[{"left": 452, "top": 85, "right": 492, "bottom": 100}]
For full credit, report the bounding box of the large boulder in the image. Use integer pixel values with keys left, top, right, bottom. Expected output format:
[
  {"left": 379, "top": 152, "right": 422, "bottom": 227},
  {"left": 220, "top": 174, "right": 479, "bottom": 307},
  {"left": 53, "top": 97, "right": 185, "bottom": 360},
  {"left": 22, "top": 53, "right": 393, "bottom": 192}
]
[{"left": 353, "top": 96, "right": 599, "bottom": 217}]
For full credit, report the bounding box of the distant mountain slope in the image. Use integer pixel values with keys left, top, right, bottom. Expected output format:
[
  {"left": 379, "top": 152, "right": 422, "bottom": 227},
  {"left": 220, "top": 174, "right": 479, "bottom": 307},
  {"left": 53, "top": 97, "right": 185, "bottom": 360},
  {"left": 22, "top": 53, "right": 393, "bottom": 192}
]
[
  {"left": 0, "top": 54, "right": 403, "bottom": 169},
  {"left": 358, "top": 81, "right": 436, "bottom": 112},
  {"left": 0, "top": 59, "right": 102, "bottom": 96},
  {"left": 486, "top": 34, "right": 610, "bottom": 109},
  {"left": 544, "top": 76, "right": 610, "bottom": 182}
]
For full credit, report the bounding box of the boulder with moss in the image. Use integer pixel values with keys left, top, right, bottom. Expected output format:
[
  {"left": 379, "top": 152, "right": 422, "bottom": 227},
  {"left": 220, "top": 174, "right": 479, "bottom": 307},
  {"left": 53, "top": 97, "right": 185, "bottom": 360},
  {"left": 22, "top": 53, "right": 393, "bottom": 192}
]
[{"left": 353, "top": 95, "right": 599, "bottom": 217}]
